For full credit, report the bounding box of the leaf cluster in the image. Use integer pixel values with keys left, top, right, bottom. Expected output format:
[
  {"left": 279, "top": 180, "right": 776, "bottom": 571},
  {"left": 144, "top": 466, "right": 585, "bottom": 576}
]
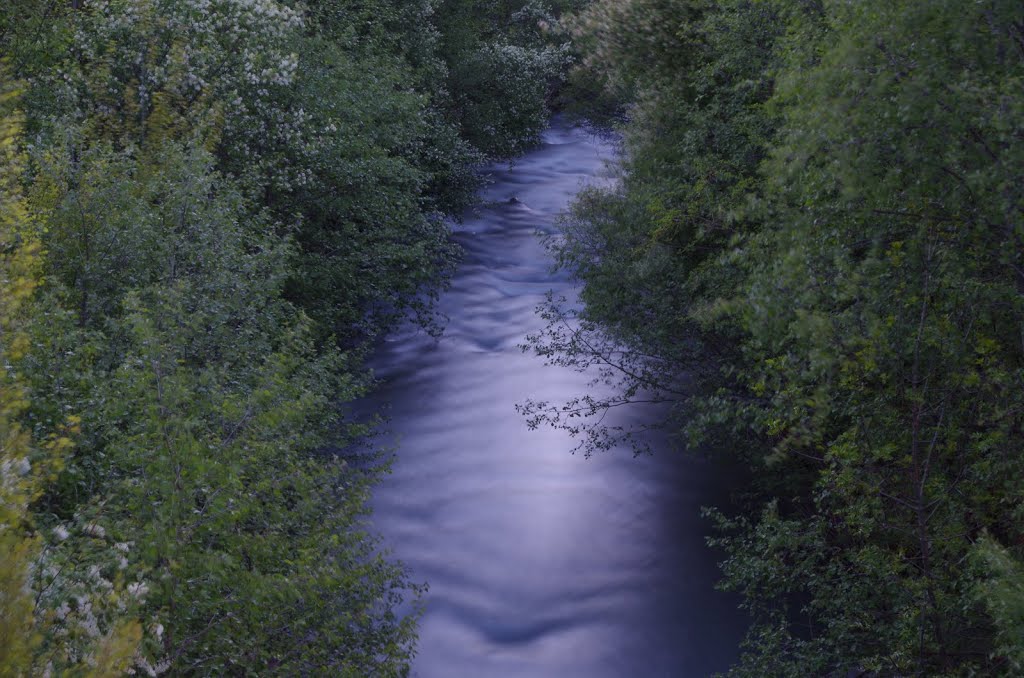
[
  {"left": 531, "top": 0, "right": 1024, "bottom": 673},
  {"left": 1, "top": 0, "right": 577, "bottom": 673}
]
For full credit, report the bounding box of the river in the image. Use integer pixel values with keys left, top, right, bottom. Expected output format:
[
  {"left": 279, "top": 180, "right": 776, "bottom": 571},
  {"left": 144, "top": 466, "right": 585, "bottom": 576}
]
[{"left": 367, "top": 118, "right": 747, "bottom": 677}]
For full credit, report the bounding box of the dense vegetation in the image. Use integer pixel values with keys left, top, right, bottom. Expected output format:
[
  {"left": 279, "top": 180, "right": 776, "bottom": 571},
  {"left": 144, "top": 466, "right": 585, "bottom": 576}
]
[
  {"left": 526, "top": 0, "right": 1024, "bottom": 674},
  {"left": 5, "top": 0, "right": 1023, "bottom": 675},
  {"left": 0, "top": 1, "right": 576, "bottom": 674}
]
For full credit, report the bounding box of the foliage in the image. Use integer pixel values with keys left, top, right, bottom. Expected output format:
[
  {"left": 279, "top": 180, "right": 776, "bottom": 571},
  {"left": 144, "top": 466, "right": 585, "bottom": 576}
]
[
  {"left": 3, "top": 0, "right": 572, "bottom": 674},
  {"left": 532, "top": 0, "right": 1024, "bottom": 673},
  {"left": 0, "top": 59, "right": 50, "bottom": 678},
  {"left": 435, "top": 0, "right": 574, "bottom": 157},
  {"left": 58, "top": 145, "right": 419, "bottom": 673},
  {"left": 1, "top": 62, "right": 141, "bottom": 678},
  {"left": 973, "top": 537, "right": 1024, "bottom": 673},
  {"left": 522, "top": 0, "right": 785, "bottom": 454}
]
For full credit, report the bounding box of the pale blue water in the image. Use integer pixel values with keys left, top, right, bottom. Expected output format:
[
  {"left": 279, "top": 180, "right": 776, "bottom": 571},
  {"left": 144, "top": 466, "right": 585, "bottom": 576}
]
[{"left": 368, "top": 119, "right": 746, "bottom": 677}]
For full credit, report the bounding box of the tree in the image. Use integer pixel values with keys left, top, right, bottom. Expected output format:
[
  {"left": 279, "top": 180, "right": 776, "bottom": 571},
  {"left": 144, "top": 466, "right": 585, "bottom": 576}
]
[
  {"left": 26, "top": 139, "right": 421, "bottom": 673},
  {"left": 521, "top": 0, "right": 786, "bottom": 455},
  {"left": 4, "top": 0, "right": 580, "bottom": 672},
  {"left": 1, "top": 61, "right": 141, "bottom": 678},
  {"left": 531, "top": 0, "right": 1024, "bottom": 673}
]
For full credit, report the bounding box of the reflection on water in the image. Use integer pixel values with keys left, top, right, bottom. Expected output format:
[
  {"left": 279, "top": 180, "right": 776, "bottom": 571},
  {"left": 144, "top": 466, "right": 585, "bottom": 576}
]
[{"left": 367, "top": 119, "right": 746, "bottom": 677}]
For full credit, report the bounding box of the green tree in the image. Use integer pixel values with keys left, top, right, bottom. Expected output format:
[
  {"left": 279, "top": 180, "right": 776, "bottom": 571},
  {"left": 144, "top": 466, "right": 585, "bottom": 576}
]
[
  {"left": 435, "top": 0, "right": 571, "bottom": 157},
  {"left": 1, "top": 62, "right": 141, "bottom": 678},
  {"left": 28, "top": 141, "right": 419, "bottom": 673},
  {"left": 719, "top": 1, "right": 1024, "bottom": 672},
  {"left": 532, "top": 0, "right": 1024, "bottom": 673},
  {"left": 4, "top": 0, "right": 581, "bottom": 672},
  {"left": 522, "top": 0, "right": 786, "bottom": 454}
]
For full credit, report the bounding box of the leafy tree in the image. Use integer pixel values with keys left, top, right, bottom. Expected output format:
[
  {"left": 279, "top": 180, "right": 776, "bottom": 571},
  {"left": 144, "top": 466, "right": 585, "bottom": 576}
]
[
  {"left": 1, "top": 62, "right": 141, "bottom": 678},
  {"left": 720, "top": 2, "right": 1024, "bottom": 672},
  {"left": 973, "top": 537, "right": 1024, "bottom": 673},
  {"left": 3, "top": 0, "right": 579, "bottom": 672},
  {"left": 533, "top": 0, "right": 1024, "bottom": 673},
  {"left": 522, "top": 0, "right": 786, "bottom": 454},
  {"left": 26, "top": 138, "right": 420, "bottom": 673},
  {"left": 435, "top": 0, "right": 571, "bottom": 157},
  {"left": 0, "top": 59, "right": 52, "bottom": 678}
]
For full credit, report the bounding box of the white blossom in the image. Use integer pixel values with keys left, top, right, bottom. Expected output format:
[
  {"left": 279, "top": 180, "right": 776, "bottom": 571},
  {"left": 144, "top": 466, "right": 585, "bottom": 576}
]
[
  {"left": 83, "top": 523, "right": 106, "bottom": 539},
  {"left": 127, "top": 581, "right": 149, "bottom": 599}
]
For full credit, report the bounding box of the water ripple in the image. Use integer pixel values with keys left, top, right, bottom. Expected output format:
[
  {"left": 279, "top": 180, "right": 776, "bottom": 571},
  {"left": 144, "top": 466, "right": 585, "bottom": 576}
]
[{"left": 368, "top": 118, "right": 746, "bottom": 677}]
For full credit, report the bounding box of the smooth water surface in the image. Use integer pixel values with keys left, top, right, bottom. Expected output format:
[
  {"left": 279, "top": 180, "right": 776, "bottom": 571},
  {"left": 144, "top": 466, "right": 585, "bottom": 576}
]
[{"left": 368, "top": 119, "right": 747, "bottom": 677}]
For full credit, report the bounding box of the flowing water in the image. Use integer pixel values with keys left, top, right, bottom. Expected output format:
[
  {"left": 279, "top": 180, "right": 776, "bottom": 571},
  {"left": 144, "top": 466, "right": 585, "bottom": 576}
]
[{"left": 368, "top": 119, "right": 747, "bottom": 677}]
